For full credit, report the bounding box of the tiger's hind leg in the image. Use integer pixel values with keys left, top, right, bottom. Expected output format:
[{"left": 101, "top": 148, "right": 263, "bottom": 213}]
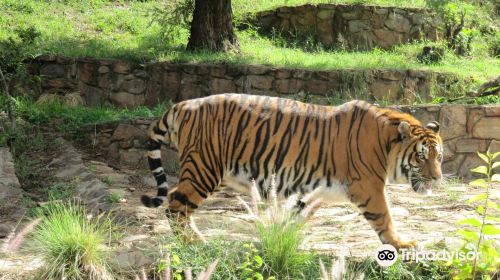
[
  {"left": 164, "top": 180, "right": 210, "bottom": 243},
  {"left": 166, "top": 154, "right": 222, "bottom": 243},
  {"left": 349, "top": 181, "right": 417, "bottom": 250}
]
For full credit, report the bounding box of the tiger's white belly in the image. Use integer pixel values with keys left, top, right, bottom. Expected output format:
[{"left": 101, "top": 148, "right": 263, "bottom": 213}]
[{"left": 221, "top": 171, "right": 349, "bottom": 205}]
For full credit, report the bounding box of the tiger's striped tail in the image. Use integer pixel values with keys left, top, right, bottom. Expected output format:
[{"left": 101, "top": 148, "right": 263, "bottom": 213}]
[{"left": 141, "top": 117, "right": 169, "bottom": 208}]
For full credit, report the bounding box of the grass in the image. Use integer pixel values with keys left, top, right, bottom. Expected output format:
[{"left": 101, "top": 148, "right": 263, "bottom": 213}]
[
  {"left": 30, "top": 201, "right": 115, "bottom": 280},
  {"left": 256, "top": 218, "right": 317, "bottom": 278},
  {"left": 107, "top": 193, "right": 122, "bottom": 204},
  {"left": 237, "top": 177, "right": 323, "bottom": 279},
  {"left": 0, "top": 96, "right": 170, "bottom": 141},
  {"left": 158, "top": 235, "right": 243, "bottom": 279},
  {"left": 0, "top": 0, "right": 498, "bottom": 84}
]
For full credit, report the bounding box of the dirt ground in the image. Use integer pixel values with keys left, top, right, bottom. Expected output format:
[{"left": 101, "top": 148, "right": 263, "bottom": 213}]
[{"left": 1, "top": 147, "right": 498, "bottom": 279}]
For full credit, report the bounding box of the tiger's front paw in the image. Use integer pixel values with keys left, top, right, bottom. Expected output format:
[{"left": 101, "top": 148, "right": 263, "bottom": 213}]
[{"left": 392, "top": 239, "right": 418, "bottom": 250}]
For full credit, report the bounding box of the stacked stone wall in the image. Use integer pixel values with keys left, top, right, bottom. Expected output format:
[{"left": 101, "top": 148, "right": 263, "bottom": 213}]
[
  {"left": 31, "top": 56, "right": 460, "bottom": 107},
  {"left": 253, "top": 4, "right": 440, "bottom": 50}
]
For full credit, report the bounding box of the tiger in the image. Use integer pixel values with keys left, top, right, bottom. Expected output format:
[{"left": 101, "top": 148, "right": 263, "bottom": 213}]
[{"left": 141, "top": 93, "right": 443, "bottom": 249}]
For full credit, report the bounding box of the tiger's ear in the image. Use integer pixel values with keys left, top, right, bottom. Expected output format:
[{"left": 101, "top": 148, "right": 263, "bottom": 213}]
[
  {"left": 426, "top": 121, "right": 440, "bottom": 134},
  {"left": 398, "top": 121, "right": 412, "bottom": 141}
]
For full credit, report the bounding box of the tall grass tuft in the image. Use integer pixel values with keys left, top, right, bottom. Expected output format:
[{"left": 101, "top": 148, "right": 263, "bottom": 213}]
[
  {"left": 239, "top": 175, "right": 318, "bottom": 279},
  {"left": 30, "top": 201, "right": 115, "bottom": 280}
]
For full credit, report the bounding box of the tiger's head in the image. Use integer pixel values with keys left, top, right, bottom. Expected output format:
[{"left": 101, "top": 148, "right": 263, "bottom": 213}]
[{"left": 394, "top": 121, "right": 443, "bottom": 193}]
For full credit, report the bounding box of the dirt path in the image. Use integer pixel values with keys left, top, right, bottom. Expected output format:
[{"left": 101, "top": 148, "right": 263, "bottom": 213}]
[
  {"left": 86, "top": 157, "right": 489, "bottom": 258},
  {"left": 1, "top": 142, "right": 498, "bottom": 279}
]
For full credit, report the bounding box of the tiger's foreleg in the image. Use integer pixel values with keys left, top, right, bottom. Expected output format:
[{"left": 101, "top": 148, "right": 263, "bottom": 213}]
[{"left": 349, "top": 182, "right": 417, "bottom": 250}]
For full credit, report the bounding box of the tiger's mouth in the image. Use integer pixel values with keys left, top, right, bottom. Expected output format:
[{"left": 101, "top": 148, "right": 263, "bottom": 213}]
[{"left": 410, "top": 177, "right": 434, "bottom": 194}]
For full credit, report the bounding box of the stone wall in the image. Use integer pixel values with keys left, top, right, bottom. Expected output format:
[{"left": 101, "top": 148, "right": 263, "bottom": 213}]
[
  {"left": 0, "top": 148, "right": 25, "bottom": 236},
  {"left": 253, "top": 4, "right": 439, "bottom": 50},
  {"left": 30, "top": 56, "right": 460, "bottom": 108},
  {"left": 84, "top": 104, "right": 499, "bottom": 180}
]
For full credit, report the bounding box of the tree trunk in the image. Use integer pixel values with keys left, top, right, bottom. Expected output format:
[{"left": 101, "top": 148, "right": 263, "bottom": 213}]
[{"left": 187, "top": 0, "right": 240, "bottom": 52}]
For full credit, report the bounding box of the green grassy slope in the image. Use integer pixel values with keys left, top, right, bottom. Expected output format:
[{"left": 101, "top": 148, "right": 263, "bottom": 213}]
[{"left": 0, "top": 0, "right": 498, "bottom": 83}]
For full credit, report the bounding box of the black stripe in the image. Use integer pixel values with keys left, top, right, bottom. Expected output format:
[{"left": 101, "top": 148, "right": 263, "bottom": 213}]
[
  {"left": 363, "top": 211, "right": 385, "bottom": 221},
  {"left": 172, "top": 192, "right": 198, "bottom": 209},
  {"left": 158, "top": 187, "right": 168, "bottom": 197},
  {"left": 148, "top": 157, "right": 162, "bottom": 170},
  {"left": 357, "top": 197, "right": 371, "bottom": 208},
  {"left": 148, "top": 139, "right": 161, "bottom": 150}
]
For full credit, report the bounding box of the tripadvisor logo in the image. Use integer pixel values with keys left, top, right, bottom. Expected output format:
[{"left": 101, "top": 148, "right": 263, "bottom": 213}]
[
  {"left": 375, "top": 245, "right": 481, "bottom": 267},
  {"left": 375, "top": 244, "right": 398, "bottom": 267}
]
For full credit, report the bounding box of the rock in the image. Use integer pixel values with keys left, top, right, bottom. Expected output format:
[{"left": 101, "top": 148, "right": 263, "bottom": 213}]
[
  {"left": 370, "top": 81, "right": 400, "bottom": 100},
  {"left": 455, "top": 139, "right": 488, "bottom": 153},
  {"left": 111, "top": 124, "right": 146, "bottom": 142},
  {"left": 489, "top": 140, "right": 500, "bottom": 153},
  {"left": 246, "top": 65, "right": 269, "bottom": 75},
  {"left": 0, "top": 224, "right": 13, "bottom": 238},
  {"left": 472, "top": 117, "right": 500, "bottom": 140},
  {"left": 113, "top": 62, "right": 132, "bottom": 74},
  {"left": 152, "top": 220, "right": 171, "bottom": 234},
  {"left": 459, "top": 154, "right": 485, "bottom": 179},
  {"left": 162, "top": 147, "right": 179, "bottom": 173},
  {"left": 274, "top": 79, "right": 303, "bottom": 94},
  {"left": 439, "top": 106, "right": 466, "bottom": 140},
  {"left": 210, "top": 78, "right": 236, "bottom": 94},
  {"left": 180, "top": 83, "right": 205, "bottom": 100},
  {"left": 305, "top": 80, "right": 330, "bottom": 95},
  {"left": 443, "top": 139, "right": 457, "bottom": 161},
  {"left": 110, "top": 92, "right": 145, "bottom": 108},
  {"left": 348, "top": 20, "right": 369, "bottom": 33},
  {"left": 54, "top": 164, "right": 87, "bottom": 180},
  {"left": 247, "top": 75, "right": 274, "bottom": 90},
  {"left": 91, "top": 162, "right": 115, "bottom": 174},
  {"left": 120, "top": 148, "right": 146, "bottom": 167},
  {"left": 120, "top": 234, "right": 149, "bottom": 244},
  {"left": 373, "top": 29, "right": 401, "bottom": 49},
  {"left": 141, "top": 177, "right": 157, "bottom": 188},
  {"left": 484, "top": 106, "right": 500, "bottom": 117},
  {"left": 79, "top": 62, "right": 98, "bottom": 86},
  {"left": 442, "top": 155, "right": 465, "bottom": 176},
  {"left": 36, "top": 93, "right": 62, "bottom": 105},
  {"left": 63, "top": 92, "right": 85, "bottom": 107},
  {"left": 162, "top": 72, "right": 181, "bottom": 97},
  {"left": 50, "top": 138, "right": 112, "bottom": 213},
  {"left": 40, "top": 64, "right": 66, "bottom": 78},
  {"left": 0, "top": 148, "right": 25, "bottom": 223},
  {"left": 114, "top": 250, "right": 153, "bottom": 269},
  {"left": 381, "top": 70, "right": 404, "bottom": 81},
  {"left": 385, "top": 13, "right": 411, "bottom": 33},
  {"left": 318, "top": 10, "right": 334, "bottom": 20},
  {"left": 122, "top": 78, "right": 146, "bottom": 95},
  {"left": 80, "top": 83, "right": 104, "bottom": 107},
  {"left": 98, "top": 66, "right": 109, "bottom": 74},
  {"left": 133, "top": 69, "right": 149, "bottom": 79}
]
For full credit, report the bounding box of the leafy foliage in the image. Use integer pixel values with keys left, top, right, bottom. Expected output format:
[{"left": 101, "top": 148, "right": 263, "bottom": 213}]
[
  {"left": 239, "top": 243, "right": 275, "bottom": 280},
  {"left": 151, "top": 0, "right": 194, "bottom": 46},
  {"left": 452, "top": 150, "right": 500, "bottom": 279}
]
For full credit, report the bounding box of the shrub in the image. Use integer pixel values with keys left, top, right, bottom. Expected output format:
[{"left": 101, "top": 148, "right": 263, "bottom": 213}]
[
  {"left": 452, "top": 150, "right": 500, "bottom": 279},
  {"left": 30, "top": 201, "right": 115, "bottom": 280},
  {"left": 238, "top": 176, "right": 319, "bottom": 279}
]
